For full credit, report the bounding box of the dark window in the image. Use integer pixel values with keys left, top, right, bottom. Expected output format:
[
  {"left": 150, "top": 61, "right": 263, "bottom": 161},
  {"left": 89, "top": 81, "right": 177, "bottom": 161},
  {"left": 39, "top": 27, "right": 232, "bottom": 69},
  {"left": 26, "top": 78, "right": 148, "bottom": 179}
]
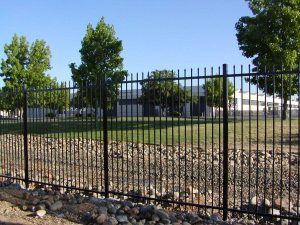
[
  {"left": 119, "top": 99, "right": 138, "bottom": 105},
  {"left": 250, "top": 100, "right": 257, "bottom": 105},
  {"left": 259, "top": 101, "right": 265, "bottom": 106},
  {"left": 242, "top": 99, "right": 249, "bottom": 105}
]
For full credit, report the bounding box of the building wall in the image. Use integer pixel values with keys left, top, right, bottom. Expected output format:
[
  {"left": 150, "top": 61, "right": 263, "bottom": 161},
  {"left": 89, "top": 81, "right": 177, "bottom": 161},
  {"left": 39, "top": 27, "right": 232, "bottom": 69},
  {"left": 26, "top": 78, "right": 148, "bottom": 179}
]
[
  {"left": 22, "top": 88, "right": 298, "bottom": 118},
  {"left": 233, "top": 90, "right": 298, "bottom": 118}
]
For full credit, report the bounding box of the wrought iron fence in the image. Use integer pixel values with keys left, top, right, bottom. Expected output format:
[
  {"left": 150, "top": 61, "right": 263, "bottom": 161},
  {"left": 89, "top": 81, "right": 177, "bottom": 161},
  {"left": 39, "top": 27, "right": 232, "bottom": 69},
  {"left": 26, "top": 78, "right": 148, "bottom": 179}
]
[{"left": 0, "top": 64, "right": 299, "bottom": 222}]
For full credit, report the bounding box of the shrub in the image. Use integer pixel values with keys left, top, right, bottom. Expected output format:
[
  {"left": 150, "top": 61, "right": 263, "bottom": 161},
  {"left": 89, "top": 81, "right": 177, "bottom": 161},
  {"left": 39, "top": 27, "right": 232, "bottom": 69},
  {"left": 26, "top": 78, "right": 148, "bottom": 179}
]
[
  {"left": 169, "top": 111, "right": 181, "bottom": 117},
  {"left": 45, "top": 112, "right": 56, "bottom": 118},
  {"left": 86, "top": 113, "right": 95, "bottom": 117},
  {"left": 75, "top": 113, "right": 82, "bottom": 117}
]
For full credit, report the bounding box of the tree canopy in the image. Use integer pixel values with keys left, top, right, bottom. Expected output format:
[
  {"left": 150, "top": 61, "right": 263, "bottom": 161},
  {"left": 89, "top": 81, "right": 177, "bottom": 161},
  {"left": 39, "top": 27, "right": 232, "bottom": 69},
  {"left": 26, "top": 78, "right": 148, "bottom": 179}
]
[
  {"left": 203, "top": 76, "right": 234, "bottom": 109},
  {"left": 1, "top": 34, "right": 52, "bottom": 89},
  {"left": 140, "top": 70, "right": 196, "bottom": 116},
  {"left": 236, "top": 0, "right": 300, "bottom": 119},
  {"left": 43, "top": 81, "right": 70, "bottom": 113},
  {"left": 0, "top": 34, "right": 71, "bottom": 115},
  {"left": 0, "top": 34, "right": 59, "bottom": 111},
  {"left": 70, "top": 17, "right": 127, "bottom": 109}
]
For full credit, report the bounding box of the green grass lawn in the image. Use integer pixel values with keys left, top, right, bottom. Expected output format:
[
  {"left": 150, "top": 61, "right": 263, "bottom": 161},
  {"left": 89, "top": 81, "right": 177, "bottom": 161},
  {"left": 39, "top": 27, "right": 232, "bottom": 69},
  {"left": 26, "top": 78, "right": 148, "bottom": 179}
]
[{"left": 0, "top": 116, "right": 298, "bottom": 147}]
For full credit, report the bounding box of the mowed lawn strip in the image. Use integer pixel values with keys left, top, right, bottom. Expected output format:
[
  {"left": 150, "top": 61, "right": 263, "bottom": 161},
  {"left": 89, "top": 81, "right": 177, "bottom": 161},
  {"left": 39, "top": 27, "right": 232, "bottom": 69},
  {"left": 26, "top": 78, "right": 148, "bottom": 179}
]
[{"left": 0, "top": 117, "right": 298, "bottom": 147}]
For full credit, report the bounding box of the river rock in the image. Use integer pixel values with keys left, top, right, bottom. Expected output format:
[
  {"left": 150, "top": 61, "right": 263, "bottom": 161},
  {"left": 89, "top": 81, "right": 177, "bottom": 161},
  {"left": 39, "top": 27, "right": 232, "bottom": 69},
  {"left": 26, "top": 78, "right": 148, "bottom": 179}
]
[
  {"left": 250, "top": 196, "right": 258, "bottom": 206},
  {"left": 161, "top": 218, "right": 171, "bottom": 224},
  {"left": 151, "top": 214, "right": 160, "bottom": 222},
  {"left": 140, "top": 205, "right": 155, "bottom": 216},
  {"left": 116, "top": 214, "right": 128, "bottom": 223},
  {"left": 36, "top": 203, "right": 46, "bottom": 211},
  {"left": 210, "top": 212, "right": 222, "bottom": 222},
  {"left": 50, "top": 200, "right": 63, "bottom": 211},
  {"left": 103, "top": 217, "right": 118, "bottom": 225},
  {"left": 36, "top": 209, "right": 46, "bottom": 218},
  {"left": 274, "top": 198, "right": 293, "bottom": 212},
  {"left": 96, "top": 213, "right": 108, "bottom": 224},
  {"left": 98, "top": 206, "right": 108, "bottom": 215},
  {"left": 261, "top": 198, "right": 271, "bottom": 207},
  {"left": 155, "top": 209, "right": 169, "bottom": 220},
  {"left": 128, "top": 207, "right": 139, "bottom": 217},
  {"left": 107, "top": 203, "right": 117, "bottom": 214}
]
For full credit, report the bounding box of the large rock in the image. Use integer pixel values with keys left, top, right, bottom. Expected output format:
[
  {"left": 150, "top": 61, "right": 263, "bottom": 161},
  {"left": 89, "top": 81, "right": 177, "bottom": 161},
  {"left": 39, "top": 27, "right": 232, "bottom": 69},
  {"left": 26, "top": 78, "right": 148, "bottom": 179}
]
[
  {"left": 274, "top": 198, "right": 293, "bottom": 212},
  {"left": 210, "top": 212, "right": 222, "bottom": 222},
  {"left": 107, "top": 203, "right": 117, "bottom": 214},
  {"left": 154, "top": 209, "right": 169, "bottom": 220},
  {"left": 261, "top": 198, "right": 271, "bottom": 208},
  {"left": 116, "top": 214, "right": 128, "bottom": 223},
  {"left": 50, "top": 200, "right": 63, "bottom": 211},
  {"left": 128, "top": 207, "right": 139, "bottom": 217},
  {"left": 268, "top": 208, "right": 280, "bottom": 216},
  {"left": 250, "top": 196, "right": 258, "bottom": 206},
  {"left": 140, "top": 205, "right": 155, "bottom": 216},
  {"left": 36, "top": 209, "right": 46, "bottom": 218},
  {"left": 103, "top": 217, "right": 118, "bottom": 225},
  {"left": 36, "top": 203, "right": 46, "bottom": 211},
  {"left": 98, "top": 206, "right": 108, "bottom": 215},
  {"left": 96, "top": 214, "right": 108, "bottom": 224}
]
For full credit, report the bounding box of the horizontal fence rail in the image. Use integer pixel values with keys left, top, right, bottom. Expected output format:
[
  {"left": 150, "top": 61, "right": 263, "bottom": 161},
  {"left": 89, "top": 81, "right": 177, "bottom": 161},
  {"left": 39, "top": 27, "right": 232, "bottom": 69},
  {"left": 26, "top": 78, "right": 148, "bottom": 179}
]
[{"left": 0, "top": 64, "right": 299, "bottom": 222}]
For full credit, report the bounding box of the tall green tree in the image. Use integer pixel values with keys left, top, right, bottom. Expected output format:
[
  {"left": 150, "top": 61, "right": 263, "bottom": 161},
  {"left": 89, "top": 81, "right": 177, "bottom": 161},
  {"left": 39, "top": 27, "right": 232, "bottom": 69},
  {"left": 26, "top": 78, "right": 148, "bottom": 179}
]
[
  {"left": 1, "top": 34, "right": 52, "bottom": 89},
  {"left": 43, "top": 80, "right": 70, "bottom": 114},
  {"left": 202, "top": 77, "right": 234, "bottom": 115},
  {"left": 236, "top": 0, "right": 300, "bottom": 119},
  {"left": 70, "top": 17, "right": 127, "bottom": 109},
  {"left": 140, "top": 70, "right": 196, "bottom": 116},
  {"left": 0, "top": 34, "right": 54, "bottom": 111},
  {"left": 0, "top": 88, "right": 9, "bottom": 111}
]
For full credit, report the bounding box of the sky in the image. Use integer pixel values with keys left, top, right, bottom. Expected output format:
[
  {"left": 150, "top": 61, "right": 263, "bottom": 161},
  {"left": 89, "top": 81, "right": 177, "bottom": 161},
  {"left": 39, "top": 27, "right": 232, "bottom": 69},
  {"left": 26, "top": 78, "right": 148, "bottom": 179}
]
[{"left": 0, "top": 0, "right": 253, "bottom": 86}]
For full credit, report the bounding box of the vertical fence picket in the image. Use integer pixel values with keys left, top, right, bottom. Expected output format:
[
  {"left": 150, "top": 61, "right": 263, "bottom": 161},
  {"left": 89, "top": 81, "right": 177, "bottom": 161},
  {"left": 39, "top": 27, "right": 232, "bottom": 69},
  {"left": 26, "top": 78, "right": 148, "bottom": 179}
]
[
  {"left": 22, "top": 84, "right": 29, "bottom": 189},
  {"left": 102, "top": 75, "right": 109, "bottom": 198},
  {"left": 222, "top": 64, "right": 229, "bottom": 220}
]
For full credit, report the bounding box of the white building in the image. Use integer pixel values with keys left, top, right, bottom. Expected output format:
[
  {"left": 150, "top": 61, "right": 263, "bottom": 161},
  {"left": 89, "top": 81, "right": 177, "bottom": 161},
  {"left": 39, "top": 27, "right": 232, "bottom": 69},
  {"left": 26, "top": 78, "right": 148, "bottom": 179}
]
[
  {"left": 232, "top": 90, "right": 298, "bottom": 118},
  {"left": 8, "top": 87, "right": 297, "bottom": 119}
]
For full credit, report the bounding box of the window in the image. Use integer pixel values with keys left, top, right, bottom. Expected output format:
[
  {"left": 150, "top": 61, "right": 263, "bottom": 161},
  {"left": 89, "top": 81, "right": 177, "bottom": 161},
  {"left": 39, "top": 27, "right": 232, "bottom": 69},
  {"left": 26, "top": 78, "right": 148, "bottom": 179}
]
[
  {"left": 259, "top": 101, "right": 265, "bottom": 106},
  {"left": 250, "top": 100, "right": 257, "bottom": 105},
  {"left": 119, "top": 99, "right": 138, "bottom": 105},
  {"left": 242, "top": 99, "right": 249, "bottom": 105}
]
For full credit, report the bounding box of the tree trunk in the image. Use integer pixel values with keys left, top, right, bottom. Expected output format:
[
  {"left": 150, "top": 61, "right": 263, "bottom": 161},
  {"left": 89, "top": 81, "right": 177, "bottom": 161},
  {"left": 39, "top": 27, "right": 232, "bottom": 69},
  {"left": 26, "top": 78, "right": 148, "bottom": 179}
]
[{"left": 282, "top": 97, "right": 288, "bottom": 120}]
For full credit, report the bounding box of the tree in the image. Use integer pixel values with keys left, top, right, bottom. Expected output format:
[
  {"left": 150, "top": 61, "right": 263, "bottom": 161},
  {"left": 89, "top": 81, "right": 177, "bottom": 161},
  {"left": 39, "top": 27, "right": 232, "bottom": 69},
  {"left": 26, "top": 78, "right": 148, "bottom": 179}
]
[
  {"left": 236, "top": 0, "right": 300, "bottom": 120},
  {"left": 0, "top": 88, "right": 9, "bottom": 111},
  {"left": 43, "top": 81, "right": 70, "bottom": 114},
  {"left": 0, "top": 87, "right": 21, "bottom": 116},
  {"left": 0, "top": 34, "right": 54, "bottom": 111},
  {"left": 1, "top": 34, "right": 52, "bottom": 89},
  {"left": 70, "top": 17, "right": 127, "bottom": 109},
  {"left": 140, "top": 70, "right": 196, "bottom": 116},
  {"left": 203, "top": 77, "right": 234, "bottom": 109}
]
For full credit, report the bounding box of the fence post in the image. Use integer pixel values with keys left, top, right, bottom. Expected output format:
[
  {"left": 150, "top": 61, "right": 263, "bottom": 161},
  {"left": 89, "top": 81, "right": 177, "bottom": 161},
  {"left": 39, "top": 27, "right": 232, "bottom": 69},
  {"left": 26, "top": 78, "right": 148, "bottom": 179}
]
[
  {"left": 102, "top": 76, "right": 109, "bottom": 198},
  {"left": 23, "top": 84, "right": 29, "bottom": 189},
  {"left": 222, "top": 64, "right": 229, "bottom": 220}
]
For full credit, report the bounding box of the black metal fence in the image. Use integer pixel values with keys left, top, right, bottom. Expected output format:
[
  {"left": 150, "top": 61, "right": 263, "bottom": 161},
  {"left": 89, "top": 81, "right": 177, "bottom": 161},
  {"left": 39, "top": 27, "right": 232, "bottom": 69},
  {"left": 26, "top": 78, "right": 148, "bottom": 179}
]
[{"left": 0, "top": 64, "right": 299, "bottom": 222}]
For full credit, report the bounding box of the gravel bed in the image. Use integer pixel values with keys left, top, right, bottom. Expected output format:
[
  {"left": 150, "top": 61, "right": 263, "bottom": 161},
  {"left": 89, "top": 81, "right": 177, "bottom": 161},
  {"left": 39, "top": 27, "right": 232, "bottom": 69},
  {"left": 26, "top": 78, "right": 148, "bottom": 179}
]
[{"left": 0, "top": 134, "right": 299, "bottom": 224}]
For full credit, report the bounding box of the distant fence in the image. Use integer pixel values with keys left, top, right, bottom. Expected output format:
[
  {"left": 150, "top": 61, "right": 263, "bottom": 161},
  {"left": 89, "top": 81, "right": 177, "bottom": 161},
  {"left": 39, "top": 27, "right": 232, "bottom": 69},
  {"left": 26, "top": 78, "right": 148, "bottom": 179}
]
[{"left": 0, "top": 64, "right": 299, "bottom": 222}]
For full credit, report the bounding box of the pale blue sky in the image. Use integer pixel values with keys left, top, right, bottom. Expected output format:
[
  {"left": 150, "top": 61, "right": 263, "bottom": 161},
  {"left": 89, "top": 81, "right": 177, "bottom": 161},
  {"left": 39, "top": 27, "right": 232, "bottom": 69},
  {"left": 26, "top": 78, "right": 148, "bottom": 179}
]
[{"left": 0, "top": 1, "right": 252, "bottom": 86}]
